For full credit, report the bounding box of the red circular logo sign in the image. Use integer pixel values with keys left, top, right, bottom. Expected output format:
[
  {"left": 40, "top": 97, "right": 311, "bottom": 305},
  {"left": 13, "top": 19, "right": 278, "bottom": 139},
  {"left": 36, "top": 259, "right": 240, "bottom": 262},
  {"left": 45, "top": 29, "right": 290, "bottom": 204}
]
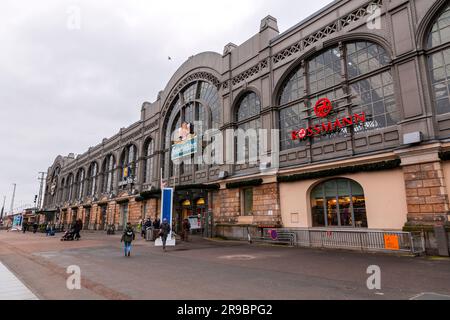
[
  {"left": 297, "top": 128, "right": 307, "bottom": 139},
  {"left": 314, "top": 98, "right": 333, "bottom": 118}
]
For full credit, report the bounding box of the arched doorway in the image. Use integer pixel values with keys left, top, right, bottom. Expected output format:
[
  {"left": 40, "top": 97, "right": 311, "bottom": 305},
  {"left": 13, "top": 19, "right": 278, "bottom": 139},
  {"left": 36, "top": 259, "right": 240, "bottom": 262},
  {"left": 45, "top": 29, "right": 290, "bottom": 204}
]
[{"left": 311, "top": 179, "right": 368, "bottom": 228}]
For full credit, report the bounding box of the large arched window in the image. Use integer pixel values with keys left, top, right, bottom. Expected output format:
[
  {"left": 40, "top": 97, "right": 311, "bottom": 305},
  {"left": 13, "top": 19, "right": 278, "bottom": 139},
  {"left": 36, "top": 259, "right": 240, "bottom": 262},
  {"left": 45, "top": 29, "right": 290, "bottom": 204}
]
[
  {"left": 87, "top": 162, "right": 98, "bottom": 197},
  {"left": 311, "top": 179, "right": 367, "bottom": 228},
  {"left": 102, "top": 154, "right": 115, "bottom": 193},
  {"left": 48, "top": 167, "right": 60, "bottom": 206},
  {"left": 67, "top": 173, "right": 74, "bottom": 202},
  {"left": 235, "top": 92, "right": 261, "bottom": 164},
  {"left": 119, "top": 144, "right": 138, "bottom": 186},
  {"left": 143, "top": 138, "right": 155, "bottom": 184},
  {"left": 427, "top": 4, "right": 450, "bottom": 115},
  {"left": 58, "top": 178, "right": 65, "bottom": 204},
  {"left": 278, "top": 41, "right": 396, "bottom": 150},
  {"left": 163, "top": 80, "right": 221, "bottom": 179},
  {"left": 75, "top": 168, "right": 85, "bottom": 200}
]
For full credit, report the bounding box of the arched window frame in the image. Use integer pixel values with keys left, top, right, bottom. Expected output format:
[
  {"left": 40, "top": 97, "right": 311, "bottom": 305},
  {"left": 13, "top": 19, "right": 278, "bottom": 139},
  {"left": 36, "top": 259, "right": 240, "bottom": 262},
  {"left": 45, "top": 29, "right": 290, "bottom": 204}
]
[
  {"left": 234, "top": 91, "right": 262, "bottom": 165},
  {"left": 143, "top": 138, "right": 155, "bottom": 184},
  {"left": 277, "top": 40, "right": 396, "bottom": 151},
  {"left": 67, "top": 173, "right": 74, "bottom": 202},
  {"left": 310, "top": 178, "right": 368, "bottom": 228},
  {"left": 162, "top": 80, "right": 221, "bottom": 179},
  {"left": 58, "top": 178, "right": 65, "bottom": 204},
  {"left": 425, "top": 4, "right": 450, "bottom": 116},
  {"left": 75, "top": 168, "right": 86, "bottom": 201},
  {"left": 87, "top": 162, "right": 98, "bottom": 197},
  {"left": 119, "top": 144, "right": 138, "bottom": 185},
  {"left": 49, "top": 167, "right": 60, "bottom": 206},
  {"left": 102, "top": 154, "right": 115, "bottom": 194}
]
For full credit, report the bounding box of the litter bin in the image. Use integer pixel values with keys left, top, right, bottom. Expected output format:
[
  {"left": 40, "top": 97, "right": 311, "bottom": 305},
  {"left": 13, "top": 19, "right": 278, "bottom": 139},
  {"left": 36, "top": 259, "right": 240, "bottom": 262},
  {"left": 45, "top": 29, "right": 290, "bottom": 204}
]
[
  {"left": 146, "top": 228, "right": 154, "bottom": 241},
  {"left": 146, "top": 228, "right": 161, "bottom": 241}
]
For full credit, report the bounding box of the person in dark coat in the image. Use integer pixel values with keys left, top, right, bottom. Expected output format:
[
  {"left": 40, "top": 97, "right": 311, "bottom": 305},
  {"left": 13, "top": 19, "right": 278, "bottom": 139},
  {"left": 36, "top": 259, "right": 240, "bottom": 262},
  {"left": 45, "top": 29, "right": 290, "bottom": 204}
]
[
  {"left": 74, "top": 219, "right": 83, "bottom": 240},
  {"left": 33, "top": 222, "right": 38, "bottom": 234},
  {"left": 121, "top": 222, "right": 136, "bottom": 257},
  {"left": 159, "top": 218, "right": 171, "bottom": 252},
  {"left": 153, "top": 217, "right": 161, "bottom": 230},
  {"left": 182, "top": 218, "right": 191, "bottom": 242}
]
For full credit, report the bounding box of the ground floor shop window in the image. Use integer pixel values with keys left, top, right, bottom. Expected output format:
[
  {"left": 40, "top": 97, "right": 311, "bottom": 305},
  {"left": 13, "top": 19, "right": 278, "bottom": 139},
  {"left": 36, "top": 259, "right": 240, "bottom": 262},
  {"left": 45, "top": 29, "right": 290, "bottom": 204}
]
[
  {"left": 311, "top": 179, "right": 367, "bottom": 228},
  {"left": 242, "top": 188, "right": 253, "bottom": 216}
]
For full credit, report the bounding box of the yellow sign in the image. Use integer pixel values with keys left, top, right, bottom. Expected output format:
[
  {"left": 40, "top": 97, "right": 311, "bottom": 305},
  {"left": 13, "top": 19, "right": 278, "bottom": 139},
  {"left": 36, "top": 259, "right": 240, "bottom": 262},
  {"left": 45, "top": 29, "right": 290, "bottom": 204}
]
[
  {"left": 384, "top": 234, "right": 400, "bottom": 251},
  {"left": 123, "top": 167, "right": 129, "bottom": 178}
]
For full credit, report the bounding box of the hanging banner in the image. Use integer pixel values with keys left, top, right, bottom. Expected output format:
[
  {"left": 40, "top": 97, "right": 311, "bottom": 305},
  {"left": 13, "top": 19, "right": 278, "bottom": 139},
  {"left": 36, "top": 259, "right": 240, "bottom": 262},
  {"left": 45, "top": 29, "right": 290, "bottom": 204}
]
[
  {"left": 171, "top": 137, "right": 198, "bottom": 161},
  {"left": 155, "top": 188, "right": 176, "bottom": 247}
]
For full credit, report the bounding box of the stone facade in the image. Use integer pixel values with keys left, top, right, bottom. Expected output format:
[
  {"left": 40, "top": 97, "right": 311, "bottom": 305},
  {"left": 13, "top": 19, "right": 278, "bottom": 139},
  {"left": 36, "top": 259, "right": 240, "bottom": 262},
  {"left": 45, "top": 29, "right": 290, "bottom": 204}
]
[
  {"left": 39, "top": 0, "right": 450, "bottom": 239},
  {"left": 403, "top": 162, "right": 450, "bottom": 225}
]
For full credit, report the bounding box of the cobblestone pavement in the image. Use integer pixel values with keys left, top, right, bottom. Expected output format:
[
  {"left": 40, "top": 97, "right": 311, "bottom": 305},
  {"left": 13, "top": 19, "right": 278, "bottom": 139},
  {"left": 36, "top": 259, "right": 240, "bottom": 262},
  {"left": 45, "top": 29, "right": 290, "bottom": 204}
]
[{"left": 0, "top": 230, "right": 449, "bottom": 300}]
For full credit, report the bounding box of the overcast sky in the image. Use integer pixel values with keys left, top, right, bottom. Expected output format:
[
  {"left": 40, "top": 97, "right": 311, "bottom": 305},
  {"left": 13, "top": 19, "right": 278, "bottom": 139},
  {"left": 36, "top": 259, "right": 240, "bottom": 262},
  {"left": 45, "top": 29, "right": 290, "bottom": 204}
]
[{"left": 0, "top": 0, "right": 333, "bottom": 213}]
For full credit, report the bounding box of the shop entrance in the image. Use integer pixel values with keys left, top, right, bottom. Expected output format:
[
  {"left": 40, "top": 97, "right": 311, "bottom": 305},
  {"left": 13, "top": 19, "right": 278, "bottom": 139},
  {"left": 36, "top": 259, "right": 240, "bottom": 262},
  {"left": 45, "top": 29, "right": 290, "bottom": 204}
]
[
  {"left": 175, "top": 197, "right": 209, "bottom": 236},
  {"left": 99, "top": 206, "right": 107, "bottom": 231}
]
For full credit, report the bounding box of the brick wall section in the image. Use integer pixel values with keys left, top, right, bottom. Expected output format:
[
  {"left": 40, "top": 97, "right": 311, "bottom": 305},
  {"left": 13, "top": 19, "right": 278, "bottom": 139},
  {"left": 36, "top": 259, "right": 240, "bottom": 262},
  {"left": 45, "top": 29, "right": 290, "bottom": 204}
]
[
  {"left": 211, "top": 191, "right": 221, "bottom": 220},
  {"left": 218, "top": 189, "right": 240, "bottom": 224},
  {"left": 216, "top": 183, "right": 281, "bottom": 226},
  {"left": 108, "top": 202, "right": 118, "bottom": 227},
  {"left": 128, "top": 199, "right": 142, "bottom": 225},
  {"left": 252, "top": 183, "right": 281, "bottom": 225},
  {"left": 144, "top": 199, "right": 159, "bottom": 219},
  {"left": 403, "top": 162, "right": 450, "bottom": 225}
]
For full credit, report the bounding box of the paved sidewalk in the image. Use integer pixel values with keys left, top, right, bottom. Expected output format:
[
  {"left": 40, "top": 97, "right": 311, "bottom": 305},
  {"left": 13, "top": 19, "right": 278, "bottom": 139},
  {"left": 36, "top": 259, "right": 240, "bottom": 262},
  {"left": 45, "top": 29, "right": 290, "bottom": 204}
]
[{"left": 0, "top": 261, "right": 38, "bottom": 300}]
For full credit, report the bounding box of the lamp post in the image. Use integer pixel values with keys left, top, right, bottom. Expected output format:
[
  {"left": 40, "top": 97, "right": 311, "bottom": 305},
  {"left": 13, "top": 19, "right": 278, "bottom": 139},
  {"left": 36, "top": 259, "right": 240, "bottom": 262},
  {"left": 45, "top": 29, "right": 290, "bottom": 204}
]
[
  {"left": 0, "top": 196, "right": 6, "bottom": 220},
  {"left": 9, "top": 184, "right": 16, "bottom": 216}
]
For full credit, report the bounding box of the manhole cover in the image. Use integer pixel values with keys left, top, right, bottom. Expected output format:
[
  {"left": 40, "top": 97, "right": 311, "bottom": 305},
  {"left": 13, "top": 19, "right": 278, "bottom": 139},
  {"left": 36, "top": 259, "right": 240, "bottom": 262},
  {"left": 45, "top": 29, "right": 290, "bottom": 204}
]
[{"left": 218, "top": 255, "right": 256, "bottom": 261}]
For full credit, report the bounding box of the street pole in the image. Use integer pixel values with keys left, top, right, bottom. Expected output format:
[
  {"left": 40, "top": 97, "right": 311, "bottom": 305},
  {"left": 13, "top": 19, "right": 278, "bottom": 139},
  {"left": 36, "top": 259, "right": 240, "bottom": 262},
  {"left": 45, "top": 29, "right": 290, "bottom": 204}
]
[
  {"left": 1, "top": 196, "right": 6, "bottom": 219},
  {"left": 37, "top": 172, "right": 46, "bottom": 210},
  {"left": 9, "top": 183, "right": 16, "bottom": 216}
]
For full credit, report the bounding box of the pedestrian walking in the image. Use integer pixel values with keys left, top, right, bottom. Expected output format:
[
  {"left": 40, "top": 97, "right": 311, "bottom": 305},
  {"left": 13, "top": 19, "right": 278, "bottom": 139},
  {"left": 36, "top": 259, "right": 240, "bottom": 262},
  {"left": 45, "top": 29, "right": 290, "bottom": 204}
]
[
  {"left": 22, "top": 222, "right": 28, "bottom": 233},
  {"left": 182, "top": 218, "right": 191, "bottom": 242},
  {"left": 74, "top": 219, "right": 83, "bottom": 240},
  {"left": 153, "top": 216, "right": 161, "bottom": 230},
  {"left": 121, "top": 222, "right": 136, "bottom": 257},
  {"left": 137, "top": 219, "right": 142, "bottom": 234},
  {"left": 159, "top": 218, "right": 171, "bottom": 252},
  {"left": 33, "top": 222, "right": 38, "bottom": 234}
]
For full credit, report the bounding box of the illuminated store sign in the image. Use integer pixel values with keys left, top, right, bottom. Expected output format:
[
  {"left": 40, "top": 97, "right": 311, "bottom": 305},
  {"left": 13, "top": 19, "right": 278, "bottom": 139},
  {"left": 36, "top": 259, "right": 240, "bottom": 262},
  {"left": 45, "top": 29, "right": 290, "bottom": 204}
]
[{"left": 291, "top": 98, "right": 367, "bottom": 141}]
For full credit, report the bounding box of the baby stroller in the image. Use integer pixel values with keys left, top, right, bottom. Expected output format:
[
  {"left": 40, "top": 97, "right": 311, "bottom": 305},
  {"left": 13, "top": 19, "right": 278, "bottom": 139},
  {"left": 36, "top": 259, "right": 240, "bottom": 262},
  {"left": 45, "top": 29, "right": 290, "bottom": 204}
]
[{"left": 61, "top": 228, "right": 76, "bottom": 241}]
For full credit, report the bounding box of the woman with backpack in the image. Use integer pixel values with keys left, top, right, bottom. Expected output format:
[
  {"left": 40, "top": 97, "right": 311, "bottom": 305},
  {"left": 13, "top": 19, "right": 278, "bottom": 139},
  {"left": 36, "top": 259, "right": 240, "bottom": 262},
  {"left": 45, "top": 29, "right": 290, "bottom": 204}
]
[{"left": 120, "top": 222, "right": 136, "bottom": 257}]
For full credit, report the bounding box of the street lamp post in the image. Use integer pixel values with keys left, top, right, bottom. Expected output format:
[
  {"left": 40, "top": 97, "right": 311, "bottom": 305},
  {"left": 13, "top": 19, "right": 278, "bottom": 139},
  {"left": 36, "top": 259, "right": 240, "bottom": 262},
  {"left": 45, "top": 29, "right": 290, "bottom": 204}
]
[
  {"left": 9, "top": 184, "right": 16, "bottom": 216},
  {"left": 0, "top": 196, "right": 6, "bottom": 220}
]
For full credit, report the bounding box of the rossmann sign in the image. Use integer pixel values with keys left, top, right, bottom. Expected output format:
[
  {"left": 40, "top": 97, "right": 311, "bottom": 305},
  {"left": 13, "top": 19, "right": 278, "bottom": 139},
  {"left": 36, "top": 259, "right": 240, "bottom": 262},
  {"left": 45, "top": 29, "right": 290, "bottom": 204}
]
[{"left": 291, "top": 98, "right": 367, "bottom": 141}]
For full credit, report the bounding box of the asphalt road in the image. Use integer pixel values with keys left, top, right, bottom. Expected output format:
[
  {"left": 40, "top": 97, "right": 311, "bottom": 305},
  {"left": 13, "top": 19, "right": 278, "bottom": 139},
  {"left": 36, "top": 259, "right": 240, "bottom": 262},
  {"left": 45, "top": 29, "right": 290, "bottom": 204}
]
[{"left": 0, "top": 230, "right": 449, "bottom": 300}]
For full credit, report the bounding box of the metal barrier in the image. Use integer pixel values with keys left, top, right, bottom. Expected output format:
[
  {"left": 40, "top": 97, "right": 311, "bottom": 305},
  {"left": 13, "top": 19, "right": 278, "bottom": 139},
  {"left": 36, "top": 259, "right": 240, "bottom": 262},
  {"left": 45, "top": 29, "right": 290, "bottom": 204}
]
[{"left": 255, "top": 228, "right": 425, "bottom": 255}]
